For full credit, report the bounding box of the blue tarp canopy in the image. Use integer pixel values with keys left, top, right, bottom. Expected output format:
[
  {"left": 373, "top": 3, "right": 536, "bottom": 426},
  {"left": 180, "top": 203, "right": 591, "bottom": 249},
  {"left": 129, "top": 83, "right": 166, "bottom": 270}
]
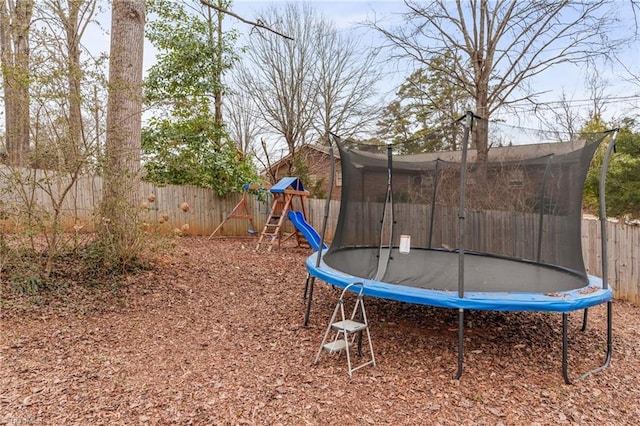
[{"left": 271, "top": 177, "right": 305, "bottom": 193}]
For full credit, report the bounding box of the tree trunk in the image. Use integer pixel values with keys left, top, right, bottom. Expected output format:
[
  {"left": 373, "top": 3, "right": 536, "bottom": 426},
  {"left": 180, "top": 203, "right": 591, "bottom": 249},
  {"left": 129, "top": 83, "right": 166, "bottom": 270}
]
[
  {"left": 0, "top": 0, "right": 33, "bottom": 166},
  {"left": 65, "top": 0, "right": 84, "bottom": 169},
  {"left": 214, "top": 0, "right": 223, "bottom": 132},
  {"left": 205, "top": 3, "right": 224, "bottom": 146},
  {"left": 474, "top": 87, "right": 489, "bottom": 163},
  {"left": 100, "top": 0, "right": 145, "bottom": 263}
]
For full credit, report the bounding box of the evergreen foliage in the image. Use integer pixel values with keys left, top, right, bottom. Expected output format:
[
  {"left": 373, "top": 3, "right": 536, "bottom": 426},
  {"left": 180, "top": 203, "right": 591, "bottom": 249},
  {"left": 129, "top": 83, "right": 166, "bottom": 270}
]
[
  {"left": 142, "top": 0, "right": 257, "bottom": 194},
  {"left": 142, "top": 107, "right": 256, "bottom": 196},
  {"left": 584, "top": 117, "right": 640, "bottom": 220},
  {"left": 376, "top": 54, "right": 470, "bottom": 154}
]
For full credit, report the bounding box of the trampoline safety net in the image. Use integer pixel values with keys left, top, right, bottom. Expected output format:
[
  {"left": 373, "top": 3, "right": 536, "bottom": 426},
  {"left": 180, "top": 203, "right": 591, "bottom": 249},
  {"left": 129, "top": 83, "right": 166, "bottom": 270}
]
[{"left": 324, "top": 128, "right": 610, "bottom": 292}]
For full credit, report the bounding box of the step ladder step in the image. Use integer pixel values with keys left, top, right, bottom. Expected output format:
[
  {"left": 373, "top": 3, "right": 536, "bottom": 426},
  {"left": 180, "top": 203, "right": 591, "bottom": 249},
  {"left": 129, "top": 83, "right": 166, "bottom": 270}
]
[
  {"left": 331, "top": 320, "right": 367, "bottom": 333},
  {"left": 322, "top": 339, "right": 348, "bottom": 354}
]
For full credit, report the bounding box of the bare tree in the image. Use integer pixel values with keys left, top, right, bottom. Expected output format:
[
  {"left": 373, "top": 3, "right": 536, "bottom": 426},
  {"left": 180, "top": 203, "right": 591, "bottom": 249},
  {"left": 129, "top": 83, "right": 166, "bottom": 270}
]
[
  {"left": 225, "top": 86, "right": 262, "bottom": 155},
  {"left": 536, "top": 92, "right": 583, "bottom": 142},
  {"left": 235, "top": 2, "right": 319, "bottom": 175},
  {"left": 100, "top": 0, "right": 145, "bottom": 265},
  {"left": 32, "top": 0, "right": 100, "bottom": 275},
  {"left": 585, "top": 68, "right": 609, "bottom": 120},
  {"left": 314, "top": 20, "right": 381, "bottom": 140},
  {"left": 237, "top": 2, "right": 382, "bottom": 176},
  {"left": 534, "top": 66, "right": 612, "bottom": 141},
  {"left": 373, "top": 1, "right": 622, "bottom": 162},
  {"left": 30, "top": 0, "right": 100, "bottom": 170},
  {"left": 51, "top": 0, "right": 97, "bottom": 166},
  {"left": 0, "top": 0, "right": 104, "bottom": 279},
  {"left": 200, "top": 0, "right": 293, "bottom": 40},
  {"left": 0, "top": 0, "right": 33, "bottom": 165}
]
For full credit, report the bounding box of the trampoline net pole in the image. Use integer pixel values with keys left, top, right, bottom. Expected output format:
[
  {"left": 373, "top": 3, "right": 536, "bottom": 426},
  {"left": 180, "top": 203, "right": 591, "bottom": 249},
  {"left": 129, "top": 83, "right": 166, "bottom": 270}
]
[
  {"left": 314, "top": 131, "right": 338, "bottom": 268},
  {"left": 374, "top": 143, "right": 394, "bottom": 281},
  {"left": 428, "top": 160, "right": 441, "bottom": 249},
  {"left": 456, "top": 111, "right": 474, "bottom": 298},
  {"left": 536, "top": 155, "right": 554, "bottom": 263},
  {"left": 304, "top": 132, "right": 337, "bottom": 326},
  {"left": 598, "top": 129, "right": 619, "bottom": 291}
]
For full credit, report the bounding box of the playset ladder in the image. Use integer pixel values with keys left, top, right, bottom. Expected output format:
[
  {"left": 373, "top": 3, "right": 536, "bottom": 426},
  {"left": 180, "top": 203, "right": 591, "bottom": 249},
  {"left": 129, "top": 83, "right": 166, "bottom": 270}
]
[
  {"left": 256, "top": 194, "right": 292, "bottom": 251},
  {"left": 314, "top": 282, "right": 376, "bottom": 376},
  {"left": 255, "top": 177, "right": 310, "bottom": 251}
]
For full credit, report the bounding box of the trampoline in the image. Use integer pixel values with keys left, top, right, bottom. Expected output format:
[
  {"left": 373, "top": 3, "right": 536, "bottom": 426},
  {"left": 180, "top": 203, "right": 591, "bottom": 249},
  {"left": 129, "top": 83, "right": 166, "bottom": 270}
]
[
  {"left": 303, "top": 113, "right": 618, "bottom": 383},
  {"left": 307, "top": 249, "right": 611, "bottom": 313}
]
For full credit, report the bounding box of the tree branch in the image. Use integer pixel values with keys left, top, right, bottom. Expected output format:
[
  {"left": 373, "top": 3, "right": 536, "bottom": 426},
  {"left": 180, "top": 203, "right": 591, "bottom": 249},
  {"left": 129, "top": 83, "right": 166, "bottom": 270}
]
[{"left": 199, "top": 0, "right": 294, "bottom": 41}]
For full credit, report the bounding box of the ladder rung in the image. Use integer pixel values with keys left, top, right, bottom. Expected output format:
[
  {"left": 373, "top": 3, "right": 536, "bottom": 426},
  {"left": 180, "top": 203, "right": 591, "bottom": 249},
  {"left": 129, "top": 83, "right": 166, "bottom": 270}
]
[
  {"left": 322, "top": 340, "right": 347, "bottom": 354},
  {"left": 331, "top": 320, "right": 367, "bottom": 333}
]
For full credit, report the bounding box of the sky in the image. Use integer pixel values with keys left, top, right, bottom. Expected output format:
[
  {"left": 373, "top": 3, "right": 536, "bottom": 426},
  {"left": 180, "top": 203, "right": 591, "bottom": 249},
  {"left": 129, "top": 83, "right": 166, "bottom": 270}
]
[
  {"left": 86, "top": 0, "right": 640, "bottom": 142},
  {"left": 226, "top": 1, "right": 640, "bottom": 138}
]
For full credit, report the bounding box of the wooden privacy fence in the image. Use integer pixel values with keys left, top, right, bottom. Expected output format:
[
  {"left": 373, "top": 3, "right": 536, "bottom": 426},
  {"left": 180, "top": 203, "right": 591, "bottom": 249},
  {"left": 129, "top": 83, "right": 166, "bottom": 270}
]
[
  {"left": 0, "top": 170, "right": 638, "bottom": 304},
  {"left": 582, "top": 218, "right": 639, "bottom": 304}
]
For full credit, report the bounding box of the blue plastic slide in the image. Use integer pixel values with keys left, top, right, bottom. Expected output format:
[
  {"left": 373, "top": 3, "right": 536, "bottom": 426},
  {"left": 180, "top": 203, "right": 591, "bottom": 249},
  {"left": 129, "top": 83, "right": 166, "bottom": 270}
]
[{"left": 287, "top": 211, "right": 328, "bottom": 251}]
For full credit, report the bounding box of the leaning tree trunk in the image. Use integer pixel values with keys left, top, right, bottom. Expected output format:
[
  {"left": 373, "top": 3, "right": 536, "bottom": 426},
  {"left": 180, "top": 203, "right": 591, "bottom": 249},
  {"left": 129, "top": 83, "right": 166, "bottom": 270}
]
[
  {"left": 65, "top": 0, "right": 84, "bottom": 171},
  {"left": 100, "top": 0, "right": 145, "bottom": 266}
]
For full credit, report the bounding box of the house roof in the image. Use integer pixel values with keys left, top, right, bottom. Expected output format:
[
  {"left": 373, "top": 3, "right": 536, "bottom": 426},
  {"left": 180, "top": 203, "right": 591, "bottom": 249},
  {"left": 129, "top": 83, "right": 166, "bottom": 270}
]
[{"left": 264, "top": 144, "right": 341, "bottom": 174}]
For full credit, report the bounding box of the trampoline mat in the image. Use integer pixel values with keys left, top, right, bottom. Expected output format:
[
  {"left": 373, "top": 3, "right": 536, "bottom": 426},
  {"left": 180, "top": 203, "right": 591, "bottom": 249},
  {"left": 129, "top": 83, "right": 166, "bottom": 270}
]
[{"left": 323, "top": 247, "right": 586, "bottom": 294}]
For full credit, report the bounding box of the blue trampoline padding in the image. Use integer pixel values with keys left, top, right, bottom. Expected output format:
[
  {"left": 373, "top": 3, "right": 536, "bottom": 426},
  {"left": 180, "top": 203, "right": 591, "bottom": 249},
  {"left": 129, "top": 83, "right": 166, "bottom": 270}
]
[
  {"left": 306, "top": 252, "right": 612, "bottom": 313},
  {"left": 271, "top": 177, "right": 305, "bottom": 193}
]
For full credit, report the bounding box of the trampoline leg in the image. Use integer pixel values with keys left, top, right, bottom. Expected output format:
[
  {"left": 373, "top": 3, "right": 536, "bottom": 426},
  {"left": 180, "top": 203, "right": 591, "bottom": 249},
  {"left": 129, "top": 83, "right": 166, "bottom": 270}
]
[
  {"left": 454, "top": 308, "right": 464, "bottom": 380},
  {"left": 562, "top": 313, "right": 570, "bottom": 384},
  {"left": 606, "top": 301, "right": 613, "bottom": 365},
  {"left": 581, "top": 308, "right": 588, "bottom": 332},
  {"left": 303, "top": 275, "right": 316, "bottom": 327},
  {"left": 357, "top": 307, "right": 364, "bottom": 357},
  {"left": 303, "top": 273, "right": 311, "bottom": 304},
  {"left": 562, "top": 302, "right": 613, "bottom": 385}
]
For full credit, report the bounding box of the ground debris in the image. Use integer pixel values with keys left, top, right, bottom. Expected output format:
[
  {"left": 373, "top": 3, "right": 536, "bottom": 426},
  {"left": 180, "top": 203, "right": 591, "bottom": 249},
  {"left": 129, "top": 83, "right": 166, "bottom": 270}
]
[{"left": 1, "top": 237, "right": 638, "bottom": 424}]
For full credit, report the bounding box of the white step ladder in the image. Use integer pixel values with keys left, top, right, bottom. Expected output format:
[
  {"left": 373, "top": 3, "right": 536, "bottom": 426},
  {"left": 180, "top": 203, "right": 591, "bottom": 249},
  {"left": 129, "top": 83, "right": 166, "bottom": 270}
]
[{"left": 314, "top": 282, "right": 376, "bottom": 376}]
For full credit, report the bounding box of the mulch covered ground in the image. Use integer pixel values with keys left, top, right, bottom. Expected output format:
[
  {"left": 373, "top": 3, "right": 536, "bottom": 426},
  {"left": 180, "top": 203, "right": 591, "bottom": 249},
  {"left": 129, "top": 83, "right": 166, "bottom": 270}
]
[{"left": 1, "top": 237, "right": 639, "bottom": 425}]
